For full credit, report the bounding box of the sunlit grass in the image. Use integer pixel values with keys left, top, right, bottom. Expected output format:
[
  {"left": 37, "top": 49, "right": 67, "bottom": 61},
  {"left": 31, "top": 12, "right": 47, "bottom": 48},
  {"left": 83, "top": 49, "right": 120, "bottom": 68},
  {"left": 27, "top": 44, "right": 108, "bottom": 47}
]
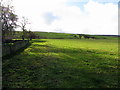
[{"left": 3, "top": 39, "right": 119, "bottom": 88}]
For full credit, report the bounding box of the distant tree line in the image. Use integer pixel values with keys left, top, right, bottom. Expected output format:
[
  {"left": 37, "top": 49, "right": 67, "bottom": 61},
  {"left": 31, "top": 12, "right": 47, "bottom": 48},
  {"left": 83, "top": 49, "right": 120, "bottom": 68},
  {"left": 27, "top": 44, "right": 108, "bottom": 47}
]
[{"left": 73, "top": 34, "right": 96, "bottom": 39}]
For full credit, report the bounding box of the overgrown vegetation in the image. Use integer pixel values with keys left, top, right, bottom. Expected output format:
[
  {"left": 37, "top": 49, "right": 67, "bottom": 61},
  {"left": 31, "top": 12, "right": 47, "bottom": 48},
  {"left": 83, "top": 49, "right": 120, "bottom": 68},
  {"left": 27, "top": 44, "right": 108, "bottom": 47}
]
[{"left": 3, "top": 38, "right": 119, "bottom": 88}]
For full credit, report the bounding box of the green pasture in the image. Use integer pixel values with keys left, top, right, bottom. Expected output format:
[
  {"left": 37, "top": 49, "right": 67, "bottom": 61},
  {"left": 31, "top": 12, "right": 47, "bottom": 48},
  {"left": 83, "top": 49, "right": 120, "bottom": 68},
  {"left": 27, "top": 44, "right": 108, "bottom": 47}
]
[
  {"left": 35, "top": 32, "right": 76, "bottom": 39},
  {"left": 3, "top": 39, "right": 119, "bottom": 88},
  {"left": 35, "top": 31, "right": 118, "bottom": 39},
  {"left": 15, "top": 31, "right": 119, "bottom": 39}
]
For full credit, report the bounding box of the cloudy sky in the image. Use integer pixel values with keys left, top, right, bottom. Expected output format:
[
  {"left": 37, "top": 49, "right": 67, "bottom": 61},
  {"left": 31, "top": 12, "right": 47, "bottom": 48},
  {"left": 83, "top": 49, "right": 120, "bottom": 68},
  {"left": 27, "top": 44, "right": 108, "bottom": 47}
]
[{"left": 11, "top": 0, "right": 119, "bottom": 35}]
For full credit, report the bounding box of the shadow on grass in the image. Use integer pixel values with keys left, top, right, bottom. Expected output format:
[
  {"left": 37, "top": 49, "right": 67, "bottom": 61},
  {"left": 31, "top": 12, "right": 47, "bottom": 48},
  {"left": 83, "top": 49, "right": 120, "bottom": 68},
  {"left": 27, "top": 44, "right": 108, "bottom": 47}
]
[
  {"left": 29, "top": 45, "right": 119, "bottom": 88},
  {"left": 2, "top": 41, "right": 119, "bottom": 88}
]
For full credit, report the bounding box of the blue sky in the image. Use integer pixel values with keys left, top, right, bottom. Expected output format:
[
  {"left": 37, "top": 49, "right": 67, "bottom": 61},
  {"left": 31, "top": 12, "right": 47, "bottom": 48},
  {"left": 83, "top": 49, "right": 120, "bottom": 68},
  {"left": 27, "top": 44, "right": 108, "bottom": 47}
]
[
  {"left": 12, "top": 0, "right": 118, "bottom": 35},
  {"left": 67, "top": 0, "right": 119, "bottom": 10}
]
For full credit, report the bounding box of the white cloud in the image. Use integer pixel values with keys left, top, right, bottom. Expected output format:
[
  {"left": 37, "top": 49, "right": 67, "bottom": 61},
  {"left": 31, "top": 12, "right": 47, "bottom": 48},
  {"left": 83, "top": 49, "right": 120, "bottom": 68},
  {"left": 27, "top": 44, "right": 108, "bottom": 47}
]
[
  {"left": 43, "top": 12, "right": 59, "bottom": 25},
  {"left": 12, "top": 0, "right": 118, "bottom": 35}
]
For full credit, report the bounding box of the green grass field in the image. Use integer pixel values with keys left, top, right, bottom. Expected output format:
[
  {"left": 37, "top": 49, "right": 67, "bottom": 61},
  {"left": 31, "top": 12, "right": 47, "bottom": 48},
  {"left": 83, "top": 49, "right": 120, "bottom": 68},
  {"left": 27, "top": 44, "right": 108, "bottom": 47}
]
[
  {"left": 34, "top": 32, "right": 77, "bottom": 39},
  {"left": 3, "top": 38, "right": 119, "bottom": 88},
  {"left": 34, "top": 31, "right": 118, "bottom": 39}
]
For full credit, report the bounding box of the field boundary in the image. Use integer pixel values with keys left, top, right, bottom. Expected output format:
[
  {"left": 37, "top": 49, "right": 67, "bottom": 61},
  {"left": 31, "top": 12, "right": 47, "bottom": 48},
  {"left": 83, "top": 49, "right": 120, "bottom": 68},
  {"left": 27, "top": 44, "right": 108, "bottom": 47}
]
[{"left": 2, "top": 40, "right": 29, "bottom": 57}]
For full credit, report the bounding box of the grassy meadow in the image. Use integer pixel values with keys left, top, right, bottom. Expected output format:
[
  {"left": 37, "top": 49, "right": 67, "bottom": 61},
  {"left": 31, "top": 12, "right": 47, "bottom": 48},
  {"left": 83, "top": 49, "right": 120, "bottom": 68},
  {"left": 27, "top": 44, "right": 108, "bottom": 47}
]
[
  {"left": 35, "top": 31, "right": 118, "bottom": 39},
  {"left": 3, "top": 37, "right": 119, "bottom": 88},
  {"left": 34, "top": 32, "right": 76, "bottom": 39}
]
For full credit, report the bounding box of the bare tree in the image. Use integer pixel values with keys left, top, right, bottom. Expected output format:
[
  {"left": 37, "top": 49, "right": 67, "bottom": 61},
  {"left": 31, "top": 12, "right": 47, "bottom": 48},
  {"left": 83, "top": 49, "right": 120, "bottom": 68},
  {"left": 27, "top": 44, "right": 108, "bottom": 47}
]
[{"left": 18, "top": 17, "right": 30, "bottom": 40}]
